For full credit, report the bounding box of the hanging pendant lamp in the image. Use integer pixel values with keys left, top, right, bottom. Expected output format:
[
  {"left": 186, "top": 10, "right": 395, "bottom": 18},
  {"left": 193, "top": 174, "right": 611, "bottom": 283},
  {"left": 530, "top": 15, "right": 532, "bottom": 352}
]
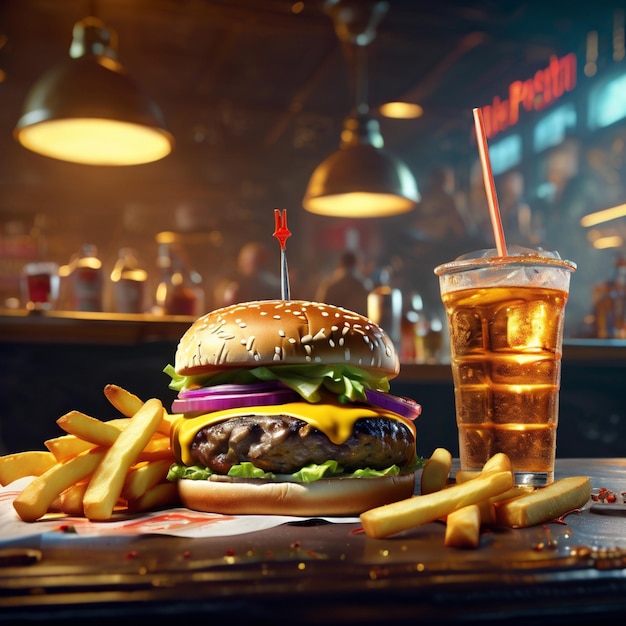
[
  {"left": 303, "top": 0, "right": 418, "bottom": 217},
  {"left": 14, "top": 16, "right": 174, "bottom": 166}
]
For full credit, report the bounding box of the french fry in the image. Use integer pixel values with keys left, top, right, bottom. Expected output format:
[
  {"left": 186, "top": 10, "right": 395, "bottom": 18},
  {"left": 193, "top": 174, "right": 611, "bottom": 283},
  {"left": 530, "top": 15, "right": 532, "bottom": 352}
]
[
  {"left": 104, "top": 384, "right": 144, "bottom": 417},
  {"left": 444, "top": 504, "right": 481, "bottom": 548},
  {"left": 455, "top": 470, "right": 480, "bottom": 483},
  {"left": 13, "top": 448, "right": 106, "bottom": 522},
  {"left": 420, "top": 447, "right": 452, "bottom": 495},
  {"left": 56, "top": 411, "right": 122, "bottom": 446},
  {"left": 136, "top": 436, "right": 173, "bottom": 462},
  {"left": 122, "top": 459, "right": 172, "bottom": 500},
  {"left": 128, "top": 482, "right": 179, "bottom": 512},
  {"left": 157, "top": 412, "right": 181, "bottom": 436},
  {"left": 453, "top": 455, "right": 530, "bottom": 525},
  {"left": 44, "top": 434, "right": 95, "bottom": 462},
  {"left": 494, "top": 475, "right": 592, "bottom": 528},
  {"left": 82, "top": 398, "right": 164, "bottom": 521},
  {"left": 0, "top": 450, "right": 57, "bottom": 486},
  {"left": 103, "top": 383, "right": 175, "bottom": 436},
  {"left": 360, "top": 469, "right": 514, "bottom": 539},
  {"left": 57, "top": 480, "right": 90, "bottom": 517},
  {"left": 482, "top": 452, "right": 512, "bottom": 474},
  {"left": 455, "top": 453, "right": 512, "bottom": 484}
]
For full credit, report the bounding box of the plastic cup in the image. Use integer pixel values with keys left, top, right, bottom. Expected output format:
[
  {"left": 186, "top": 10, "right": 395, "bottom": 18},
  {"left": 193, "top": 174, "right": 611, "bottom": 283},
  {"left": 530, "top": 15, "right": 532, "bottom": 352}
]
[
  {"left": 21, "top": 262, "right": 60, "bottom": 311},
  {"left": 434, "top": 248, "right": 576, "bottom": 486}
]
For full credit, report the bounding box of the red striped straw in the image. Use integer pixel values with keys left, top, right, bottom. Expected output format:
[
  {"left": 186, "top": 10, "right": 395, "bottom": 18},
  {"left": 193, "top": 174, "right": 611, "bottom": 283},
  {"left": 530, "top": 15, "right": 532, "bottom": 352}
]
[{"left": 472, "top": 107, "right": 508, "bottom": 256}]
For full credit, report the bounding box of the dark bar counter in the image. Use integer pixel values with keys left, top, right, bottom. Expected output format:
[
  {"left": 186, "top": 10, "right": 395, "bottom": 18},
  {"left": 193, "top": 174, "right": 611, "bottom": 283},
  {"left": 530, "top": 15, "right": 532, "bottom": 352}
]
[
  {"left": 1, "top": 310, "right": 625, "bottom": 458},
  {"left": 1, "top": 458, "right": 626, "bottom": 625}
]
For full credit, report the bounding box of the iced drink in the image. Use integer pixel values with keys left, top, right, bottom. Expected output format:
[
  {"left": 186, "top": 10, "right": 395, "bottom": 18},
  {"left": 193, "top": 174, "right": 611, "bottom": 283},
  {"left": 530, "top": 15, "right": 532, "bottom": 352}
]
[{"left": 434, "top": 248, "right": 576, "bottom": 486}]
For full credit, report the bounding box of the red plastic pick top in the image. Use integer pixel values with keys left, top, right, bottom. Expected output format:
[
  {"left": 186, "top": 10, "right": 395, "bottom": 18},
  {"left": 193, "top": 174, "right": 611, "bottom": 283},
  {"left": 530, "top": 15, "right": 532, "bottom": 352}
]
[{"left": 273, "top": 209, "right": 291, "bottom": 250}]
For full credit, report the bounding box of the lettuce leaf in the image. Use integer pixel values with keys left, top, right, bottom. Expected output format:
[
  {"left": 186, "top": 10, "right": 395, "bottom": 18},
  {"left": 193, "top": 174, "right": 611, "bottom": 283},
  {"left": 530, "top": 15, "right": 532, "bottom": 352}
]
[
  {"left": 164, "top": 363, "right": 390, "bottom": 404},
  {"left": 166, "top": 459, "right": 424, "bottom": 484},
  {"left": 227, "top": 462, "right": 275, "bottom": 479}
]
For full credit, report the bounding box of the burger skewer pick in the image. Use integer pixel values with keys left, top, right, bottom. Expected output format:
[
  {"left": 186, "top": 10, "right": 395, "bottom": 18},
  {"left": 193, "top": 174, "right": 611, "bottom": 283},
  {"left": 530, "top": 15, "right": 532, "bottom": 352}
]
[
  {"left": 273, "top": 208, "right": 291, "bottom": 300},
  {"left": 164, "top": 212, "right": 423, "bottom": 516}
]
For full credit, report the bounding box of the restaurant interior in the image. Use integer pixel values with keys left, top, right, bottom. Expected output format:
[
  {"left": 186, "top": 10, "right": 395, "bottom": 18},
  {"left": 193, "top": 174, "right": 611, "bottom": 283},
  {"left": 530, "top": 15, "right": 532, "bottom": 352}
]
[
  {"left": 1, "top": 0, "right": 625, "bottom": 456},
  {"left": 2, "top": 3, "right": 626, "bottom": 624}
]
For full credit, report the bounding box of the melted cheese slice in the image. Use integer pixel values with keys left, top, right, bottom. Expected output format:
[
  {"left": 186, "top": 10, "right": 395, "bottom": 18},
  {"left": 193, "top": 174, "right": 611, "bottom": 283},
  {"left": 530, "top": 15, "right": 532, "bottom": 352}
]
[{"left": 173, "top": 401, "right": 416, "bottom": 466}]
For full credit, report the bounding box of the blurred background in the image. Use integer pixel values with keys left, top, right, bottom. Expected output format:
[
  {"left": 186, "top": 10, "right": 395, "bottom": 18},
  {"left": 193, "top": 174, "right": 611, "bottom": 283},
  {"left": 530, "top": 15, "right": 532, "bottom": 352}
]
[
  {"left": 1, "top": 1, "right": 626, "bottom": 458},
  {"left": 1, "top": 0, "right": 625, "bottom": 337}
]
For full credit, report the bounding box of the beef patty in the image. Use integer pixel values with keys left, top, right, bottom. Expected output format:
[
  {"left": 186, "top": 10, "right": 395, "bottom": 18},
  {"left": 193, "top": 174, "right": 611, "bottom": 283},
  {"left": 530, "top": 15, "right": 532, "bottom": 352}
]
[{"left": 190, "top": 414, "right": 415, "bottom": 474}]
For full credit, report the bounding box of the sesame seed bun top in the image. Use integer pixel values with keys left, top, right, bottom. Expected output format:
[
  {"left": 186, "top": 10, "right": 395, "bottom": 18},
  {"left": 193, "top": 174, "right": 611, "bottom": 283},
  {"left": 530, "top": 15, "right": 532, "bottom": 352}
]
[{"left": 174, "top": 299, "right": 399, "bottom": 378}]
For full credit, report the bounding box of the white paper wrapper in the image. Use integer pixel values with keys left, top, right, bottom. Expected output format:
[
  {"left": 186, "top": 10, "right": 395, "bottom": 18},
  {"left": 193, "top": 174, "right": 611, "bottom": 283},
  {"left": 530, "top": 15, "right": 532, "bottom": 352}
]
[{"left": 0, "top": 477, "right": 359, "bottom": 544}]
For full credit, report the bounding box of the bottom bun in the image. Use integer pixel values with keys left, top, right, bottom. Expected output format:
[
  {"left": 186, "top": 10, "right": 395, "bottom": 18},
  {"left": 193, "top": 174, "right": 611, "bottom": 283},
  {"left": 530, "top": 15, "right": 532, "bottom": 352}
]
[{"left": 177, "top": 472, "right": 416, "bottom": 516}]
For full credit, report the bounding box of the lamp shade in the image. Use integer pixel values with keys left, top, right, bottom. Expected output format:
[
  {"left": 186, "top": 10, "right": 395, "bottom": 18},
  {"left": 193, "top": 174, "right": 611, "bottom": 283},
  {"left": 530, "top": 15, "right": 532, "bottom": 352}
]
[
  {"left": 303, "top": 113, "right": 419, "bottom": 217},
  {"left": 14, "top": 18, "right": 173, "bottom": 166}
]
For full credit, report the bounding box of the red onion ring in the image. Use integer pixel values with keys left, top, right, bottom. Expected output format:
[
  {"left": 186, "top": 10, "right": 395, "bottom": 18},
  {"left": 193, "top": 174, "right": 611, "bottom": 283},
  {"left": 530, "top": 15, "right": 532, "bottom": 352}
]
[
  {"left": 173, "top": 381, "right": 421, "bottom": 421},
  {"left": 172, "top": 386, "right": 299, "bottom": 413},
  {"left": 365, "top": 389, "right": 422, "bottom": 421}
]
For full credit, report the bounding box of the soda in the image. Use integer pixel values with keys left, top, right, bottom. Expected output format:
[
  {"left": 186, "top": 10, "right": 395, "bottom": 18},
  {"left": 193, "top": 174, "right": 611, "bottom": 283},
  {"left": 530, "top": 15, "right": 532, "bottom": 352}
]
[
  {"left": 435, "top": 249, "right": 576, "bottom": 486},
  {"left": 443, "top": 285, "right": 568, "bottom": 481}
]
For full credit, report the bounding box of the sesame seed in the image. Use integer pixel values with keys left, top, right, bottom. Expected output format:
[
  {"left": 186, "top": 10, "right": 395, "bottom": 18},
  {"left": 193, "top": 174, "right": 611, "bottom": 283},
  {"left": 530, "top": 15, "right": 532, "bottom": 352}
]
[
  {"left": 279, "top": 329, "right": 286, "bottom": 337},
  {"left": 288, "top": 337, "right": 296, "bottom": 344},
  {"left": 273, "top": 315, "right": 281, "bottom": 320},
  {"left": 344, "top": 348, "right": 351, "bottom": 360},
  {"left": 246, "top": 336, "right": 255, "bottom": 351},
  {"left": 313, "top": 329, "right": 326, "bottom": 340},
  {"left": 331, "top": 325, "right": 339, "bottom": 332},
  {"left": 329, "top": 339, "right": 335, "bottom": 347},
  {"left": 321, "top": 311, "right": 329, "bottom": 317}
]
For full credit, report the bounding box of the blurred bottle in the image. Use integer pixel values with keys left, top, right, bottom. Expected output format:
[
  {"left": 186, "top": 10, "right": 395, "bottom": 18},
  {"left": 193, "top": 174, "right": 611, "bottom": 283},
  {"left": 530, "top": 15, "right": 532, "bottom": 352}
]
[
  {"left": 611, "top": 255, "right": 626, "bottom": 338},
  {"left": 423, "top": 311, "right": 444, "bottom": 363},
  {"left": 70, "top": 244, "right": 104, "bottom": 312},
  {"left": 367, "top": 267, "right": 402, "bottom": 349},
  {"left": 110, "top": 247, "right": 149, "bottom": 314},
  {"left": 594, "top": 254, "right": 626, "bottom": 338},
  {"left": 154, "top": 243, "right": 204, "bottom": 316},
  {"left": 400, "top": 292, "right": 424, "bottom": 363}
]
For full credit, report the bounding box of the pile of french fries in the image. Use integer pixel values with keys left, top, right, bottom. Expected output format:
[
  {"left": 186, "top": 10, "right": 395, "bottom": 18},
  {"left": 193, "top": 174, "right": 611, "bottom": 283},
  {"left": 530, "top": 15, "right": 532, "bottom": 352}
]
[
  {"left": 360, "top": 447, "right": 592, "bottom": 547},
  {"left": 0, "top": 385, "right": 180, "bottom": 522}
]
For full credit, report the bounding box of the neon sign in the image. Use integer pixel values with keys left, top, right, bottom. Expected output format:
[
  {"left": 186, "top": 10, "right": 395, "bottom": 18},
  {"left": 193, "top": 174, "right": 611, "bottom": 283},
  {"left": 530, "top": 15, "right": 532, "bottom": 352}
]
[{"left": 482, "top": 53, "right": 577, "bottom": 139}]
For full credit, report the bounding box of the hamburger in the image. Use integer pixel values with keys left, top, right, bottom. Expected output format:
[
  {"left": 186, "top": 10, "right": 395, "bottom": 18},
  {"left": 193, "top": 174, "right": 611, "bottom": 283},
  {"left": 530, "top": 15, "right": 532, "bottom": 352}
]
[{"left": 165, "top": 299, "right": 421, "bottom": 516}]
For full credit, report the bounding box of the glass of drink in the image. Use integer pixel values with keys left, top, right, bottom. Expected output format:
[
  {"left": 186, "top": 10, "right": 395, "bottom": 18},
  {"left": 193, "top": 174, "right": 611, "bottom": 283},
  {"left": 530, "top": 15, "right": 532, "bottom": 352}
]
[
  {"left": 434, "top": 247, "right": 576, "bottom": 486},
  {"left": 21, "top": 262, "right": 60, "bottom": 311}
]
